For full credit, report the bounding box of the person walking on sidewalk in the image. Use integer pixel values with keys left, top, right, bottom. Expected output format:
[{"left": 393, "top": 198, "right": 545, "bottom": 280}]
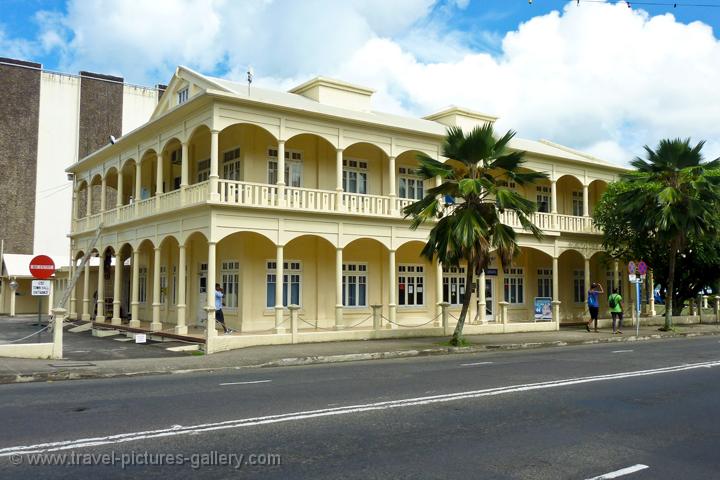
[
  {"left": 586, "top": 282, "right": 604, "bottom": 332},
  {"left": 608, "top": 288, "right": 624, "bottom": 334},
  {"left": 214, "top": 283, "right": 232, "bottom": 335}
]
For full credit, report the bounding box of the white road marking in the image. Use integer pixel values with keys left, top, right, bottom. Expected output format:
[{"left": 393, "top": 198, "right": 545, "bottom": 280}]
[
  {"left": 2, "top": 360, "right": 718, "bottom": 456},
  {"left": 219, "top": 380, "right": 272, "bottom": 386},
  {"left": 460, "top": 361, "right": 494, "bottom": 366},
  {"left": 612, "top": 350, "right": 634, "bottom": 353},
  {"left": 586, "top": 463, "right": 649, "bottom": 479}
]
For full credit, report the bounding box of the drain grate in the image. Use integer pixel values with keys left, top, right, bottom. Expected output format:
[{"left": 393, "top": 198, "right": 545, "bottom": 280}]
[{"left": 48, "top": 362, "right": 96, "bottom": 368}]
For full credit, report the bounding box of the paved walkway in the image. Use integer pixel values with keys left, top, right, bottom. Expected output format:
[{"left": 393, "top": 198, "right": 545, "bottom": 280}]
[{"left": 1, "top": 314, "right": 719, "bottom": 384}]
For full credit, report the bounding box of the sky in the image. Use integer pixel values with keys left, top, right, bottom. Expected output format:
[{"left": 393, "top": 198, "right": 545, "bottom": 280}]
[{"left": 1, "top": 0, "right": 719, "bottom": 165}]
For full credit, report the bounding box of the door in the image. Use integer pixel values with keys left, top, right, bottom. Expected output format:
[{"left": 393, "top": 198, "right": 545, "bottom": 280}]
[
  {"left": 485, "top": 278, "right": 495, "bottom": 322},
  {"left": 197, "top": 263, "right": 208, "bottom": 326}
]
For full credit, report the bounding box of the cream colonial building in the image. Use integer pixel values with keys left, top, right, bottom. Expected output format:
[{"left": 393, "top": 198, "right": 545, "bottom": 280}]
[{"left": 66, "top": 66, "right": 627, "bottom": 353}]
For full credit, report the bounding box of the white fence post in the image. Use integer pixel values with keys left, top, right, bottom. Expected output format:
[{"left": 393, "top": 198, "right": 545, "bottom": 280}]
[
  {"left": 51, "top": 308, "right": 66, "bottom": 360},
  {"left": 289, "top": 305, "right": 300, "bottom": 344},
  {"left": 371, "top": 304, "right": 383, "bottom": 330}
]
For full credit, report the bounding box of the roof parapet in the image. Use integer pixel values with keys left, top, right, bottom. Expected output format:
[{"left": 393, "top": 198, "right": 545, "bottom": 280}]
[
  {"left": 424, "top": 106, "right": 498, "bottom": 132},
  {"left": 289, "top": 76, "right": 375, "bottom": 111}
]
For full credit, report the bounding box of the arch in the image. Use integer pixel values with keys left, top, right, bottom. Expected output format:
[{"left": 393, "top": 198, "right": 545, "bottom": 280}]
[
  {"left": 134, "top": 238, "right": 156, "bottom": 252},
  {"left": 555, "top": 173, "right": 583, "bottom": 186},
  {"left": 89, "top": 174, "right": 103, "bottom": 186},
  {"left": 139, "top": 148, "right": 158, "bottom": 163},
  {"left": 394, "top": 238, "right": 426, "bottom": 251},
  {"left": 120, "top": 157, "right": 137, "bottom": 172},
  {"left": 75, "top": 179, "right": 88, "bottom": 193},
  {"left": 159, "top": 136, "right": 183, "bottom": 155},
  {"left": 342, "top": 236, "right": 390, "bottom": 251},
  {"left": 285, "top": 130, "right": 335, "bottom": 148},
  {"left": 216, "top": 228, "right": 275, "bottom": 245},
  {"left": 159, "top": 234, "right": 181, "bottom": 249},
  {"left": 284, "top": 233, "right": 337, "bottom": 250},
  {"left": 187, "top": 123, "right": 211, "bottom": 143},
  {"left": 394, "top": 146, "right": 436, "bottom": 159},
  {"left": 182, "top": 230, "right": 209, "bottom": 247},
  {"left": 343, "top": 140, "right": 390, "bottom": 158},
  {"left": 74, "top": 250, "right": 86, "bottom": 262},
  {"left": 558, "top": 247, "right": 585, "bottom": 261},
  {"left": 104, "top": 166, "right": 118, "bottom": 179},
  {"left": 101, "top": 245, "right": 116, "bottom": 258},
  {"left": 220, "top": 122, "right": 278, "bottom": 142}
]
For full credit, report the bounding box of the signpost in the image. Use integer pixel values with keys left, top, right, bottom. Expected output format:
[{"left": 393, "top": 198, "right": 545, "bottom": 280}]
[
  {"left": 627, "top": 260, "right": 647, "bottom": 337},
  {"left": 29, "top": 255, "right": 55, "bottom": 326}
]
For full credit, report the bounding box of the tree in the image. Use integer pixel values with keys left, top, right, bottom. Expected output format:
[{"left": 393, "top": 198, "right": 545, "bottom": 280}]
[
  {"left": 594, "top": 181, "right": 720, "bottom": 315},
  {"left": 614, "top": 139, "right": 720, "bottom": 329},
  {"left": 403, "top": 125, "right": 547, "bottom": 346}
]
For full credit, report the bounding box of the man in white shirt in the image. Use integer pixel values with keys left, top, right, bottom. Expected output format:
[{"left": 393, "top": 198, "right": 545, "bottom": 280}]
[{"left": 214, "top": 283, "right": 232, "bottom": 334}]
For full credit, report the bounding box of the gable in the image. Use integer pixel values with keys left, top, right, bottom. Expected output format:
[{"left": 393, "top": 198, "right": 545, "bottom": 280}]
[{"left": 149, "top": 66, "right": 233, "bottom": 121}]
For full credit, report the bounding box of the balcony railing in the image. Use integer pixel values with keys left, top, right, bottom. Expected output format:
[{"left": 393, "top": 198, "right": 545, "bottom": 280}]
[{"left": 71, "top": 179, "right": 600, "bottom": 236}]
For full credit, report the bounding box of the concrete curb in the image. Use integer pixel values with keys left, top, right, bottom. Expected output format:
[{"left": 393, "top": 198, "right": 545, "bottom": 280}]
[{"left": 2, "top": 329, "right": 718, "bottom": 385}]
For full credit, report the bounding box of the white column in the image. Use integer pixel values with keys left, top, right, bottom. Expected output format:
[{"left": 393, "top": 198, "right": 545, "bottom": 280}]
[
  {"left": 47, "top": 281, "right": 54, "bottom": 315},
  {"left": 86, "top": 183, "right": 93, "bottom": 216},
  {"left": 9, "top": 278, "right": 16, "bottom": 317},
  {"left": 275, "top": 245, "right": 285, "bottom": 333},
  {"left": 388, "top": 156, "right": 396, "bottom": 198},
  {"left": 100, "top": 177, "right": 107, "bottom": 212},
  {"left": 335, "top": 248, "right": 343, "bottom": 329},
  {"left": 180, "top": 142, "right": 189, "bottom": 187},
  {"left": 277, "top": 140, "right": 286, "bottom": 206},
  {"left": 176, "top": 244, "right": 187, "bottom": 334},
  {"left": 550, "top": 180, "right": 558, "bottom": 214},
  {"left": 582, "top": 183, "right": 589, "bottom": 217},
  {"left": 96, "top": 252, "right": 105, "bottom": 322},
  {"left": 435, "top": 260, "right": 443, "bottom": 323},
  {"left": 648, "top": 270, "right": 656, "bottom": 316},
  {"left": 613, "top": 260, "right": 620, "bottom": 294},
  {"left": 112, "top": 253, "right": 122, "bottom": 324},
  {"left": 336, "top": 148, "right": 344, "bottom": 211},
  {"left": 206, "top": 242, "right": 217, "bottom": 338},
  {"left": 129, "top": 250, "right": 140, "bottom": 327},
  {"left": 151, "top": 246, "right": 162, "bottom": 331},
  {"left": 209, "top": 129, "right": 220, "bottom": 201},
  {"left": 81, "top": 259, "right": 91, "bottom": 320},
  {"left": 478, "top": 269, "right": 487, "bottom": 323},
  {"left": 116, "top": 171, "right": 123, "bottom": 207},
  {"left": 69, "top": 260, "right": 77, "bottom": 319},
  {"left": 156, "top": 153, "right": 164, "bottom": 195},
  {"left": 552, "top": 256, "right": 560, "bottom": 330},
  {"left": 134, "top": 163, "right": 141, "bottom": 202},
  {"left": 388, "top": 249, "right": 397, "bottom": 328}
]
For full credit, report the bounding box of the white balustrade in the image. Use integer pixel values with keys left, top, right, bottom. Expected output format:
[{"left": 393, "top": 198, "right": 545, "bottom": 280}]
[
  {"left": 286, "top": 185, "right": 335, "bottom": 212},
  {"left": 185, "top": 181, "right": 209, "bottom": 204},
  {"left": 343, "top": 192, "right": 390, "bottom": 216}
]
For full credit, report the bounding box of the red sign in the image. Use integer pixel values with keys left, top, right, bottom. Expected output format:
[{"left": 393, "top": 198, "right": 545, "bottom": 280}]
[{"left": 29, "top": 255, "right": 56, "bottom": 279}]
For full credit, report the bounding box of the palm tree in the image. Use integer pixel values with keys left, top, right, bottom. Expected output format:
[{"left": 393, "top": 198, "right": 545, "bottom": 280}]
[
  {"left": 619, "top": 138, "right": 720, "bottom": 330},
  {"left": 404, "top": 125, "right": 548, "bottom": 346}
]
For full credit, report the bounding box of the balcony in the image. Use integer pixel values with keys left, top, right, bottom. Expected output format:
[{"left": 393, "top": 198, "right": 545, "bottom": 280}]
[{"left": 71, "top": 179, "right": 600, "bottom": 235}]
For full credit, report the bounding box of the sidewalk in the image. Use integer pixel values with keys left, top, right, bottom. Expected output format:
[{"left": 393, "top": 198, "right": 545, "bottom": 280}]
[{"left": 2, "top": 323, "right": 719, "bottom": 384}]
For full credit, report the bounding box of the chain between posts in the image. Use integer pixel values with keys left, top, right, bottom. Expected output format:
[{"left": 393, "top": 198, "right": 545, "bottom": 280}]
[
  {"left": 0, "top": 324, "right": 53, "bottom": 344},
  {"left": 380, "top": 312, "right": 442, "bottom": 328}
]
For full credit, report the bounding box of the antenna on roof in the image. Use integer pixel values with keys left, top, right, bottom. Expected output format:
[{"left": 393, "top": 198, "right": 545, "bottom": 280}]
[{"left": 247, "top": 65, "right": 254, "bottom": 96}]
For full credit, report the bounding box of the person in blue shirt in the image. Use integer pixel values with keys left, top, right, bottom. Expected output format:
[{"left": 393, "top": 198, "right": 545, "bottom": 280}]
[
  {"left": 214, "top": 283, "right": 232, "bottom": 334},
  {"left": 586, "top": 282, "right": 604, "bottom": 332}
]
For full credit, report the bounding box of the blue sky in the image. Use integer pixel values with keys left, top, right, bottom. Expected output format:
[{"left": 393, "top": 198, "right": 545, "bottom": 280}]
[{"left": 1, "top": 0, "right": 719, "bottom": 164}]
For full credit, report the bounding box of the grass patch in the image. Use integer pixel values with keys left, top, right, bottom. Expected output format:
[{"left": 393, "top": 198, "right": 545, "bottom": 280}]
[{"left": 190, "top": 350, "right": 205, "bottom": 356}]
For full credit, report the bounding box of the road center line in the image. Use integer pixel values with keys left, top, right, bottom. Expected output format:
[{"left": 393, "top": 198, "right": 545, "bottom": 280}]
[
  {"left": 585, "top": 463, "right": 649, "bottom": 479},
  {"left": 612, "top": 350, "right": 634, "bottom": 353},
  {"left": 460, "top": 362, "right": 494, "bottom": 366},
  {"left": 2, "top": 361, "right": 718, "bottom": 457},
  {"left": 219, "top": 380, "right": 272, "bottom": 386}
]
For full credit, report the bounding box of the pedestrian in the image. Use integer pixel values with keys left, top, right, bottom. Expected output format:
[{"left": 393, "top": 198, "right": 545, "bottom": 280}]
[
  {"left": 214, "top": 283, "right": 232, "bottom": 334},
  {"left": 586, "top": 282, "right": 604, "bottom": 332},
  {"left": 608, "top": 287, "right": 624, "bottom": 334}
]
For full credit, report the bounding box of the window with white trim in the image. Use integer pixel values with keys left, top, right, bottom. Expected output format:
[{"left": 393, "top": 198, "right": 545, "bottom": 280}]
[
  {"left": 222, "top": 147, "right": 241, "bottom": 181},
  {"left": 398, "top": 264, "right": 424, "bottom": 306},
  {"left": 343, "top": 159, "right": 368, "bottom": 194},
  {"left": 537, "top": 268, "right": 552, "bottom": 298},
  {"left": 139, "top": 267, "right": 148, "bottom": 303},
  {"left": 537, "top": 186, "right": 551, "bottom": 213},
  {"left": 221, "top": 261, "right": 239, "bottom": 309},
  {"left": 443, "top": 266, "right": 466, "bottom": 306},
  {"left": 503, "top": 267, "right": 524, "bottom": 304},
  {"left": 267, "top": 148, "right": 303, "bottom": 187},
  {"left": 159, "top": 266, "right": 168, "bottom": 304},
  {"left": 572, "top": 191, "right": 583, "bottom": 216},
  {"left": 342, "top": 263, "right": 367, "bottom": 307},
  {"left": 197, "top": 159, "right": 210, "bottom": 182},
  {"left": 266, "top": 261, "right": 302, "bottom": 308},
  {"left": 574, "top": 270, "right": 585, "bottom": 303},
  {"left": 177, "top": 88, "right": 189, "bottom": 105},
  {"left": 398, "top": 166, "right": 424, "bottom": 200}
]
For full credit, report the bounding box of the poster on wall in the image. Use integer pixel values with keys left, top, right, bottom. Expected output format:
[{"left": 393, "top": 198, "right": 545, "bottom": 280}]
[{"left": 534, "top": 297, "right": 553, "bottom": 321}]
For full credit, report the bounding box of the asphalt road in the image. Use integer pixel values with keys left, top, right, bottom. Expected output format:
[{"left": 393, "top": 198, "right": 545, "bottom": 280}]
[{"left": 1, "top": 336, "right": 719, "bottom": 479}]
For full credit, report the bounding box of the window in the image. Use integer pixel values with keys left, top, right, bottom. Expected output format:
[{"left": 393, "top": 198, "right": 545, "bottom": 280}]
[
  {"left": 572, "top": 191, "right": 584, "bottom": 216},
  {"left": 221, "top": 261, "right": 239, "bottom": 309},
  {"left": 499, "top": 180, "right": 517, "bottom": 190},
  {"left": 537, "top": 186, "right": 551, "bottom": 213},
  {"left": 537, "top": 268, "right": 552, "bottom": 298},
  {"left": 170, "top": 149, "right": 182, "bottom": 165},
  {"left": 504, "top": 267, "right": 524, "bottom": 304},
  {"left": 606, "top": 270, "right": 623, "bottom": 297},
  {"left": 171, "top": 266, "right": 177, "bottom": 304},
  {"left": 222, "top": 147, "right": 241, "bottom": 181},
  {"left": 574, "top": 270, "right": 585, "bottom": 303},
  {"left": 177, "top": 87, "right": 189, "bottom": 105},
  {"left": 343, "top": 159, "right": 368, "bottom": 194},
  {"left": 139, "top": 267, "right": 148, "bottom": 303},
  {"left": 197, "top": 159, "right": 210, "bottom": 182},
  {"left": 398, "top": 167, "right": 424, "bottom": 200},
  {"left": 342, "top": 263, "right": 367, "bottom": 307},
  {"left": 267, "top": 148, "right": 303, "bottom": 187},
  {"left": 398, "top": 264, "right": 424, "bottom": 306},
  {"left": 199, "top": 263, "right": 207, "bottom": 294},
  {"left": 443, "top": 266, "right": 466, "bottom": 306},
  {"left": 266, "top": 261, "right": 302, "bottom": 308},
  {"left": 159, "top": 266, "right": 168, "bottom": 304}
]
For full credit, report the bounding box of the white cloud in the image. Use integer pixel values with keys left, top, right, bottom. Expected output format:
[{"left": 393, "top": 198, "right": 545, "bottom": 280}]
[{"left": 14, "top": 0, "right": 720, "bottom": 165}]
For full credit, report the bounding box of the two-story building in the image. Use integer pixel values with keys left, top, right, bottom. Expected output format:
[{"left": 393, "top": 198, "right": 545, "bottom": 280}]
[{"left": 66, "top": 66, "right": 630, "bottom": 353}]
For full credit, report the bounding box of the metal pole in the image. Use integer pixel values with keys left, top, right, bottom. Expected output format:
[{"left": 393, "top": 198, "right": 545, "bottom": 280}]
[{"left": 636, "top": 280, "right": 641, "bottom": 337}]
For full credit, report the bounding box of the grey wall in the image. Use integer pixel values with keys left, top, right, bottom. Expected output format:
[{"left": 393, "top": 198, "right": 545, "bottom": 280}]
[{"left": 78, "top": 71, "right": 124, "bottom": 159}]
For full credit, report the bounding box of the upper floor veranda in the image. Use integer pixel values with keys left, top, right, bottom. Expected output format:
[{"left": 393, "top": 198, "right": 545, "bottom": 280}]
[{"left": 67, "top": 66, "right": 626, "bottom": 238}]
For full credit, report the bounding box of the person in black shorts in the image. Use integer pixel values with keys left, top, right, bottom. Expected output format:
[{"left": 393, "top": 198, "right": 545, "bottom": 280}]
[{"left": 586, "top": 282, "right": 604, "bottom": 332}]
